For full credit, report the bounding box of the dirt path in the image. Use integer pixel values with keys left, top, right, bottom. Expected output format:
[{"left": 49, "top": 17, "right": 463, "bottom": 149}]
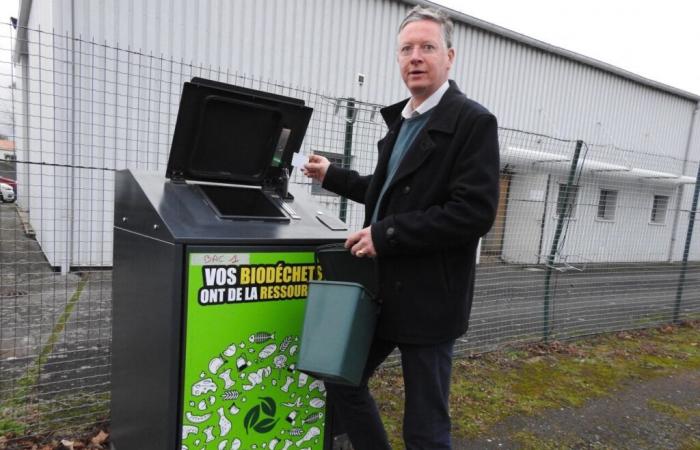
[{"left": 454, "top": 369, "right": 700, "bottom": 449}]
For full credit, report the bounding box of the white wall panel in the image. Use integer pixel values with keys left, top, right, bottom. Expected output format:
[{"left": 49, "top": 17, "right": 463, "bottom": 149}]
[
  {"left": 29, "top": 0, "right": 695, "bottom": 158},
  {"left": 15, "top": 0, "right": 700, "bottom": 268}
]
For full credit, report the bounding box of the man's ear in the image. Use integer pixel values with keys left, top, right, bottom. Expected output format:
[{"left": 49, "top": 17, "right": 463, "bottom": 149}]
[{"left": 448, "top": 48, "right": 455, "bottom": 66}]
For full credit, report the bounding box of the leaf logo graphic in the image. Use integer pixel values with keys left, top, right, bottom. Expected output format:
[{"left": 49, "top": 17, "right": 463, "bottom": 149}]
[{"left": 243, "top": 397, "right": 279, "bottom": 434}]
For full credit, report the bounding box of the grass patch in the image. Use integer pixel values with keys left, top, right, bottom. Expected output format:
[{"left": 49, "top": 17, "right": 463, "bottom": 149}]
[
  {"left": 370, "top": 320, "right": 700, "bottom": 446},
  {"left": 0, "top": 391, "right": 109, "bottom": 439},
  {"left": 7, "top": 275, "right": 89, "bottom": 407},
  {"left": 0, "top": 274, "right": 92, "bottom": 439},
  {"left": 679, "top": 436, "right": 700, "bottom": 450},
  {"left": 511, "top": 430, "right": 614, "bottom": 450},
  {"left": 648, "top": 399, "right": 700, "bottom": 422}
]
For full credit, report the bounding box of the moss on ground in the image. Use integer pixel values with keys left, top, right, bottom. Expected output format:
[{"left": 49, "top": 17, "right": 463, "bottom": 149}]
[
  {"left": 648, "top": 399, "right": 700, "bottom": 422},
  {"left": 369, "top": 320, "right": 700, "bottom": 447}
]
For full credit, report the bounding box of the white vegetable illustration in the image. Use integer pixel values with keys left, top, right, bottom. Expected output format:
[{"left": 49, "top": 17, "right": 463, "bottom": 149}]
[
  {"left": 258, "top": 343, "right": 277, "bottom": 360},
  {"left": 280, "top": 439, "right": 293, "bottom": 450},
  {"left": 218, "top": 441, "right": 228, "bottom": 450},
  {"left": 279, "top": 335, "right": 292, "bottom": 353},
  {"left": 243, "top": 371, "right": 263, "bottom": 391},
  {"left": 269, "top": 438, "right": 280, "bottom": 450},
  {"left": 209, "top": 356, "right": 224, "bottom": 374},
  {"left": 223, "top": 343, "right": 237, "bottom": 357},
  {"left": 285, "top": 410, "right": 297, "bottom": 425},
  {"left": 281, "top": 376, "right": 294, "bottom": 392},
  {"left": 197, "top": 400, "right": 207, "bottom": 411},
  {"left": 219, "top": 369, "right": 235, "bottom": 389},
  {"left": 236, "top": 357, "right": 250, "bottom": 371},
  {"left": 185, "top": 411, "right": 211, "bottom": 424},
  {"left": 229, "top": 404, "right": 240, "bottom": 415},
  {"left": 309, "top": 379, "right": 325, "bottom": 393},
  {"left": 309, "top": 397, "right": 325, "bottom": 409},
  {"left": 222, "top": 390, "right": 240, "bottom": 401},
  {"left": 296, "top": 426, "right": 320, "bottom": 446},
  {"left": 288, "top": 345, "right": 298, "bottom": 356},
  {"left": 218, "top": 407, "right": 232, "bottom": 437},
  {"left": 297, "top": 372, "right": 308, "bottom": 388},
  {"left": 231, "top": 438, "right": 242, "bottom": 450},
  {"left": 282, "top": 397, "right": 303, "bottom": 408},
  {"left": 273, "top": 354, "right": 287, "bottom": 370},
  {"left": 204, "top": 426, "right": 215, "bottom": 443},
  {"left": 192, "top": 378, "right": 217, "bottom": 396},
  {"left": 182, "top": 425, "right": 198, "bottom": 440}
]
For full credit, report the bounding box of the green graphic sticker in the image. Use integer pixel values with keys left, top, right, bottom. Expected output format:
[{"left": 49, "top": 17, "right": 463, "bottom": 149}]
[{"left": 181, "top": 251, "right": 325, "bottom": 449}]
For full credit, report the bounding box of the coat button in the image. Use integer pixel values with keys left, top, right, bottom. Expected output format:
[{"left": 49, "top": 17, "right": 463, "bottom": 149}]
[
  {"left": 403, "top": 185, "right": 411, "bottom": 194},
  {"left": 386, "top": 227, "right": 395, "bottom": 237}
]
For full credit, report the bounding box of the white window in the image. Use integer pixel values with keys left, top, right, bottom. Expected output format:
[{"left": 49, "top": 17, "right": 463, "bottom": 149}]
[
  {"left": 650, "top": 195, "right": 669, "bottom": 224},
  {"left": 597, "top": 189, "right": 618, "bottom": 221},
  {"left": 556, "top": 183, "right": 579, "bottom": 218}
]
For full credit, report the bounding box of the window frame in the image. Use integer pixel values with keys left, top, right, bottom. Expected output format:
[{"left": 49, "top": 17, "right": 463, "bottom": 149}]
[
  {"left": 596, "top": 188, "right": 618, "bottom": 222},
  {"left": 650, "top": 194, "right": 669, "bottom": 225}
]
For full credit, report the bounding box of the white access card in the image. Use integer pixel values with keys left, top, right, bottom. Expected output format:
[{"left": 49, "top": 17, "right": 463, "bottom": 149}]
[{"left": 292, "top": 153, "right": 309, "bottom": 168}]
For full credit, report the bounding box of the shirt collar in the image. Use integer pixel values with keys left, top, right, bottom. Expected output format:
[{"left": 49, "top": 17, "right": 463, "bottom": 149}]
[{"left": 401, "top": 80, "right": 450, "bottom": 119}]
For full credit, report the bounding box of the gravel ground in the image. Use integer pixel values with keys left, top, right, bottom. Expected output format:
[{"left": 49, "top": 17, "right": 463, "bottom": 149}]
[{"left": 454, "top": 369, "right": 700, "bottom": 450}]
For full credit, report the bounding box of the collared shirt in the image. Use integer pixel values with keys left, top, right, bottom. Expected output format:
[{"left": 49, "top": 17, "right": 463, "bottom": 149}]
[{"left": 400, "top": 80, "right": 450, "bottom": 119}]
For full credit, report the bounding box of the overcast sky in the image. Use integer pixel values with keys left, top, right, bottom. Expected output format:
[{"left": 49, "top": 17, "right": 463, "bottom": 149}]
[
  {"left": 0, "top": 0, "right": 699, "bottom": 133},
  {"left": 436, "top": 0, "right": 700, "bottom": 97}
]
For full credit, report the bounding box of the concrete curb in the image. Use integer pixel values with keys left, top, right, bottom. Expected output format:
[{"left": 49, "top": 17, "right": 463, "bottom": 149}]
[{"left": 14, "top": 204, "right": 35, "bottom": 238}]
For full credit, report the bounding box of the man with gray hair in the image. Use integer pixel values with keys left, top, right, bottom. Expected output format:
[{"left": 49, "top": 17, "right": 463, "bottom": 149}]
[{"left": 304, "top": 5, "right": 499, "bottom": 448}]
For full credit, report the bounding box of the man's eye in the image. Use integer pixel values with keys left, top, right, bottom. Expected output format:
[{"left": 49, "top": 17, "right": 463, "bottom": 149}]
[{"left": 422, "top": 44, "right": 436, "bottom": 52}]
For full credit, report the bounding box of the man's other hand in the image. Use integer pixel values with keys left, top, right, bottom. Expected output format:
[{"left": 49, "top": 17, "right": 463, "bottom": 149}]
[
  {"left": 345, "top": 226, "right": 377, "bottom": 258},
  {"left": 302, "top": 154, "right": 331, "bottom": 183}
]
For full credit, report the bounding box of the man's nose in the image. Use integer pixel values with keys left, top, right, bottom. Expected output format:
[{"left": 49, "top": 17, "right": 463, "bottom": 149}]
[{"left": 409, "top": 50, "right": 423, "bottom": 63}]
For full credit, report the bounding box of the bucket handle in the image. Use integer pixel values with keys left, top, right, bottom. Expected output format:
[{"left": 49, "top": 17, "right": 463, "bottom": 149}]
[{"left": 313, "top": 243, "right": 382, "bottom": 304}]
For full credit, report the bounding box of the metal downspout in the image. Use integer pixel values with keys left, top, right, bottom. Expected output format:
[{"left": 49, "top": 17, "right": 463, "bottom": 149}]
[
  {"left": 65, "top": 0, "right": 76, "bottom": 274},
  {"left": 673, "top": 102, "right": 700, "bottom": 323},
  {"left": 668, "top": 102, "right": 700, "bottom": 261}
]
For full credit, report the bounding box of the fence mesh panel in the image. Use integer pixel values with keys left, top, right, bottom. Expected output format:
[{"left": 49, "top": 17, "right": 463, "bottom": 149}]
[{"left": 0, "top": 23, "right": 698, "bottom": 443}]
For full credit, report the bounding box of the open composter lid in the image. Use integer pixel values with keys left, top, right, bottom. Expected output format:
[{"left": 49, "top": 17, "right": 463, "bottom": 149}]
[{"left": 166, "top": 77, "right": 313, "bottom": 186}]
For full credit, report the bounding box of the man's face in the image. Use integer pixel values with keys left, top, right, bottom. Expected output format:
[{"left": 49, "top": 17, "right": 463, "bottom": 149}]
[{"left": 397, "top": 20, "right": 455, "bottom": 103}]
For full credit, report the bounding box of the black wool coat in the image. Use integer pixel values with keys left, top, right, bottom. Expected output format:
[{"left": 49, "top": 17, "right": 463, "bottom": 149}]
[{"left": 323, "top": 80, "right": 500, "bottom": 344}]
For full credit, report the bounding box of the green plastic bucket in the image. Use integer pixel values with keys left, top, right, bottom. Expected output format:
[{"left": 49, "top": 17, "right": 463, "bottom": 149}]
[{"left": 298, "top": 280, "right": 379, "bottom": 386}]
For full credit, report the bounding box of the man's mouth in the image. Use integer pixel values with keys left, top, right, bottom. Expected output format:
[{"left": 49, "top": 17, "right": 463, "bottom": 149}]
[{"left": 408, "top": 70, "right": 425, "bottom": 76}]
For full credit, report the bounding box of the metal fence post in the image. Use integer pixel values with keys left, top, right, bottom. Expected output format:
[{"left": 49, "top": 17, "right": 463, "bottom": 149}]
[
  {"left": 543, "top": 139, "right": 583, "bottom": 341},
  {"left": 673, "top": 161, "right": 700, "bottom": 323},
  {"left": 339, "top": 98, "right": 356, "bottom": 223}
]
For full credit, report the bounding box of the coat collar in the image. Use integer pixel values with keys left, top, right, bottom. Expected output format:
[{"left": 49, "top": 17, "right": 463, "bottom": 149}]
[{"left": 380, "top": 80, "right": 466, "bottom": 135}]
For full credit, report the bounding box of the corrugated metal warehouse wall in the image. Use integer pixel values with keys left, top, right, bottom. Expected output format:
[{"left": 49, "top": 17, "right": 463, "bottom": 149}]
[
  {"left": 43, "top": 0, "right": 699, "bottom": 157},
  {"left": 26, "top": 0, "right": 700, "bottom": 156},
  {"left": 12, "top": 0, "right": 700, "bottom": 269}
]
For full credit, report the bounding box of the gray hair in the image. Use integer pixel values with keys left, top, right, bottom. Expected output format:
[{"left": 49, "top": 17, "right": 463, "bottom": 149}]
[{"left": 399, "top": 5, "right": 454, "bottom": 49}]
